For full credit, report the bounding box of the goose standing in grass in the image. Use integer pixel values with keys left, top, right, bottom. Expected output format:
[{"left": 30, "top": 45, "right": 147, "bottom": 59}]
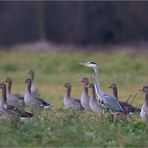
[
  {"left": 4, "top": 77, "right": 25, "bottom": 109},
  {"left": 63, "top": 82, "right": 83, "bottom": 111},
  {"left": 0, "top": 83, "right": 33, "bottom": 120},
  {"left": 24, "top": 78, "right": 53, "bottom": 109},
  {"left": 87, "top": 83, "right": 103, "bottom": 115},
  {"left": 28, "top": 70, "right": 41, "bottom": 97},
  {"left": 80, "top": 61, "right": 123, "bottom": 113},
  {"left": 78, "top": 77, "right": 91, "bottom": 111},
  {"left": 138, "top": 86, "right": 148, "bottom": 123},
  {"left": 108, "top": 83, "right": 141, "bottom": 114}
]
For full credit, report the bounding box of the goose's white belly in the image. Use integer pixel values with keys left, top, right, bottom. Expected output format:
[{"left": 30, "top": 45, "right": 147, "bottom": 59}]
[
  {"left": 89, "top": 98, "right": 102, "bottom": 114},
  {"left": 80, "top": 92, "right": 90, "bottom": 111},
  {"left": 140, "top": 106, "right": 148, "bottom": 122},
  {"left": 24, "top": 90, "right": 36, "bottom": 107},
  {"left": 31, "top": 83, "right": 40, "bottom": 97}
]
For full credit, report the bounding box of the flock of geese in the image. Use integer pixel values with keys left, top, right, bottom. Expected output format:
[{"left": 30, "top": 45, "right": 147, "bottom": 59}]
[
  {"left": 64, "top": 61, "right": 147, "bottom": 123},
  {"left": 0, "top": 61, "right": 147, "bottom": 123}
]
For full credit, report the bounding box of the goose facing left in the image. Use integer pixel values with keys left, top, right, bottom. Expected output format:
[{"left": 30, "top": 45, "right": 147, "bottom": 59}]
[
  {"left": 78, "top": 77, "right": 91, "bottom": 111},
  {"left": 138, "top": 86, "right": 148, "bottom": 123},
  {"left": 24, "top": 78, "right": 53, "bottom": 109},
  {"left": 28, "top": 70, "right": 41, "bottom": 97}
]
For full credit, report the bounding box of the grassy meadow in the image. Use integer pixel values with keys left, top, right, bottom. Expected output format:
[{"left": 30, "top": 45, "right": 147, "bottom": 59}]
[{"left": 0, "top": 50, "right": 147, "bottom": 146}]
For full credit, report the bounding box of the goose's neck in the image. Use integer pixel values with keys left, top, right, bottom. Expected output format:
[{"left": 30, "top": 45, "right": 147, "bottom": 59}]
[
  {"left": 7, "top": 81, "right": 12, "bottom": 93},
  {"left": 113, "top": 87, "right": 118, "bottom": 99},
  {"left": 66, "top": 87, "right": 71, "bottom": 97},
  {"left": 93, "top": 67, "right": 104, "bottom": 97},
  {"left": 83, "top": 84, "right": 88, "bottom": 95},
  {"left": 144, "top": 93, "right": 148, "bottom": 107},
  {"left": 27, "top": 82, "right": 32, "bottom": 93},
  {"left": 30, "top": 73, "right": 34, "bottom": 81},
  {"left": 1, "top": 86, "right": 7, "bottom": 104}
]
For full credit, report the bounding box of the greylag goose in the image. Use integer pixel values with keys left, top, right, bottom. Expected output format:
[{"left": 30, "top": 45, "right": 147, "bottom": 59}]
[
  {"left": 0, "top": 83, "right": 33, "bottom": 120},
  {"left": 78, "top": 77, "right": 91, "bottom": 111},
  {"left": 4, "top": 77, "right": 24, "bottom": 109},
  {"left": 24, "top": 78, "right": 53, "bottom": 109},
  {"left": 28, "top": 70, "right": 41, "bottom": 97},
  {"left": 87, "top": 83, "right": 102, "bottom": 115},
  {"left": 138, "top": 86, "right": 148, "bottom": 123},
  {"left": 108, "top": 83, "right": 141, "bottom": 114},
  {"left": 80, "top": 61, "right": 123, "bottom": 113},
  {"left": 63, "top": 82, "right": 83, "bottom": 111}
]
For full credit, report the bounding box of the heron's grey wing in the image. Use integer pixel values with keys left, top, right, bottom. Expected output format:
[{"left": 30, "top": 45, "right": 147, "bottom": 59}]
[{"left": 103, "top": 93, "right": 123, "bottom": 112}]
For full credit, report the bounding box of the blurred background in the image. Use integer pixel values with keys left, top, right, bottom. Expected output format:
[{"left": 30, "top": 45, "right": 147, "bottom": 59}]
[{"left": 0, "top": 1, "right": 148, "bottom": 50}]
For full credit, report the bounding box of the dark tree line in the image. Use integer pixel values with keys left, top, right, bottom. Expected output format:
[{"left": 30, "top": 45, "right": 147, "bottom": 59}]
[{"left": 0, "top": 1, "right": 148, "bottom": 46}]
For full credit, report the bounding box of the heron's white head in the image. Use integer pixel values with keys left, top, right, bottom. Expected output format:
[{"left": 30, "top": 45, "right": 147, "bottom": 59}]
[{"left": 79, "top": 61, "right": 98, "bottom": 69}]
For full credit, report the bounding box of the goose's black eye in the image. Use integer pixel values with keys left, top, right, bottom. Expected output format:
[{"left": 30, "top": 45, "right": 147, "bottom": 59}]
[{"left": 90, "top": 62, "right": 96, "bottom": 64}]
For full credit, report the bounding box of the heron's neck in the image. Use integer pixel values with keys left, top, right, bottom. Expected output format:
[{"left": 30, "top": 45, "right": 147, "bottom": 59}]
[
  {"left": 144, "top": 93, "right": 148, "bottom": 107},
  {"left": 27, "top": 82, "right": 32, "bottom": 94},
  {"left": 113, "top": 87, "right": 118, "bottom": 99},
  {"left": 66, "top": 87, "right": 71, "bottom": 97},
  {"left": 2, "top": 87, "right": 7, "bottom": 104},
  {"left": 7, "top": 81, "right": 12, "bottom": 93},
  {"left": 93, "top": 67, "right": 104, "bottom": 98}
]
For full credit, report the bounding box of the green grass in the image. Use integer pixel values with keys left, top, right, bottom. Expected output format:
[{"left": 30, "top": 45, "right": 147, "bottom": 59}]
[{"left": 0, "top": 50, "right": 147, "bottom": 146}]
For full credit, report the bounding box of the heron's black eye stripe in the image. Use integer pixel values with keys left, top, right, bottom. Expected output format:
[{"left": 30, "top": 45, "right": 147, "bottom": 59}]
[{"left": 90, "top": 62, "right": 96, "bottom": 64}]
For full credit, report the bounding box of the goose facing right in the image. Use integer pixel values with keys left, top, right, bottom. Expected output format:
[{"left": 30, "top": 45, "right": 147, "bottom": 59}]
[
  {"left": 0, "top": 83, "right": 33, "bottom": 120},
  {"left": 4, "top": 77, "right": 24, "bottom": 109},
  {"left": 63, "top": 82, "right": 83, "bottom": 111},
  {"left": 24, "top": 78, "right": 53, "bottom": 109}
]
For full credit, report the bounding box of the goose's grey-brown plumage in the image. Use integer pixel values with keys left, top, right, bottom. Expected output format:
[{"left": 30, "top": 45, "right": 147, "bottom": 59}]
[
  {"left": 28, "top": 70, "right": 41, "bottom": 97},
  {"left": 24, "top": 78, "right": 53, "bottom": 109},
  {"left": 79, "top": 77, "right": 91, "bottom": 111},
  {"left": 88, "top": 83, "right": 102, "bottom": 115},
  {"left": 63, "top": 82, "right": 83, "bottom": 111},
  {"left": 0, "top": 83, "right": 33, "bottom": 120},
  {"left": 138, "top": 86, "right": 148, "bottom": 123},
  {"left": 5, "top": 77, "right": 25, "bottom": 109},
  {"left": 108, "top": 83, "right": 141, "bottom": 114}
]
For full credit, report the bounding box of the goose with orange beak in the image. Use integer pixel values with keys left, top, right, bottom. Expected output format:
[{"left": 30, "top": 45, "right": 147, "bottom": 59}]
[
  {"left": 78, "top": 77, "right": 91, "bottom": 111},
  {"left": 138, "top": 86, "right": 148, "bottom": 123}
]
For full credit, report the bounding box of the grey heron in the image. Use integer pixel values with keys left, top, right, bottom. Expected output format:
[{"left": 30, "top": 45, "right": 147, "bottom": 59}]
[
  {"left": 78, "top": 77, "right": 91, "bottom": 111},
  {"left": 138, "top": 86, "right": 148, "bottom": 123},
  {"left": 80, "top": 61, "right": 123, "bottom": 113}
]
